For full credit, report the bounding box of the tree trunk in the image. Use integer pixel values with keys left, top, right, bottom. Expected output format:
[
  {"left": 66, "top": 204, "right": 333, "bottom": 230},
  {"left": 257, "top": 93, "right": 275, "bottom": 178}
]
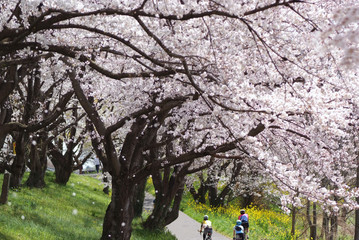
[
  {"left": 329, "top": 215, "right": 337, "bottom": 240},
  {"left": 321, "top": 213, "right": 329, "bottom": 240},
  {"left": 242, "top": 194, "right": 254, "bottom": 208},
  {"left": 25, "top": 136, "right": 47, "bottom": 188},
  {"left": 9, "top": 133, "right": 27, "bottom": 188},
  {"left": 9, "top": 155, "right": 26, "bottom": 188},
  {"left": 291, "top": 206, "right": 296, "bottom": 238},
  {"left": 355, "top": 155, "right": 359, "bottom": 240},
  {"left": 48, "top": 142, "right": 74, "bottom": 185},
  {"left": 25, "top": 166, "right": 47, "bottom": 188},
  {"left": 143, "top": 180, "right": 185, "bottom": 229},
  {"left": 164, "top": 182, "right": 185, "bottom": 225},
  {"left": 143, "top": 163, "right": 187, "bottom": 230},
  {"left": 0, "top": 66, "right": 18, "bottom": 148},
  {"left": 143, "top": 192, "right": 170, "bottom": 229},
  {"left": 0, "top": 161, "right": 6, "bottom": 174},
  {"left": 101, "top": 177, "right": 135, "bottom": 240},
  {"left": 188, "top": 172, "right": 207, "bottom": 204},
  {"left": 54, "top": 163, "right": 72, "bottom": 185},
  {"left": 0, "top": 172, "right": 10, "bottom": 204},
  {"left": 0, "top": 104, "right": 13, "bottom": 149},
  {"left": 133, "top": 177, "right": 147, "bottom": 218},
  {"left": 50, "top": 150, "right": 73, "bottom": 185},
  {"left": 208, "top": 173, "right": 219, "bottom": 207},
  {"left": 307, "top": 200, "right": 317, "bottom": 240},
  {"left": 312, "top": 203, "right": 317, "bottom": 240}
]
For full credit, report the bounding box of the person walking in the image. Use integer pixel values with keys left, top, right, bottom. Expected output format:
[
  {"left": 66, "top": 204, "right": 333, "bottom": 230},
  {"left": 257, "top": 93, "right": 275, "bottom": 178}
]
[{"left": 94, "top": 157, "right": 100, "bottom": 173}]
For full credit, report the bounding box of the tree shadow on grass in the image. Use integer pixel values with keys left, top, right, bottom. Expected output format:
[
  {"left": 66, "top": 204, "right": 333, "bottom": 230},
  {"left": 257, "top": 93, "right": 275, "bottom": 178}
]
[
  {"left": 0, "top": 232, "right": 13, "bottom": 240},
  {"left": 27, "top": 212, "right": 101, "bottom": 240}
]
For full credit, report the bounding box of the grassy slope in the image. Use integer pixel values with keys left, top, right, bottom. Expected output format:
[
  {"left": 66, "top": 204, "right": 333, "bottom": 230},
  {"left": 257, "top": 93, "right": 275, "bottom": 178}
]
[{"left": 0, "top": 172, "right": 175, "bottom": 240}]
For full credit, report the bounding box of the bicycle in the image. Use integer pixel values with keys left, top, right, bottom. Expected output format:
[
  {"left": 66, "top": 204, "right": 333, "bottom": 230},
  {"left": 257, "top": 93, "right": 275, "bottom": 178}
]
[
  {"left": 203, "top": 231, "right": 212, "bottom": 240},
  {"left": 199, "top": 229, "right": 212, "bottom": 240},
  {"left": 233, "top": 233, "right": 245, "bottom": 240}
]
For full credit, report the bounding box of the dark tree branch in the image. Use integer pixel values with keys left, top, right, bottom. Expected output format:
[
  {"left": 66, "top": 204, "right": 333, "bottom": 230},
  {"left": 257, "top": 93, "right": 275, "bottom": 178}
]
[{"left": 27, "top": 91, "right": 74, "bottom": 132}]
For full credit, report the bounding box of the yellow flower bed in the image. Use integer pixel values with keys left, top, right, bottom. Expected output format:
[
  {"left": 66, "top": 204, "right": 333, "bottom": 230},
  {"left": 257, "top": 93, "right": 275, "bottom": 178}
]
[{"left": 184, "top": 199, "right": 297, "bottom": 240}]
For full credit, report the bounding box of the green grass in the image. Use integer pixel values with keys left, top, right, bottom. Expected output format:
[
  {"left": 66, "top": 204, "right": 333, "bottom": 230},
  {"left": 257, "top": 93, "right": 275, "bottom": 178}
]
[
  {"left": 131, "top": 218, "right": 176, "bottom": 240},
  {"left": 0, "top": 172, "right": 176, "bottom": 240},
  {"left": 0, "top": 172, "right": 109, "bottom": 240}
]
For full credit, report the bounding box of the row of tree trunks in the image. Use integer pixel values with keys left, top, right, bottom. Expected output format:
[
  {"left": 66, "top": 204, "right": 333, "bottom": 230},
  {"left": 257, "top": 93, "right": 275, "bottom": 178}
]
[
  {"left": 321, "top": 212, "right": 338, "bottom": 240},
  {"left": 291, "top": 201, "right": 342, "bottom": 240},
  {"left": 71, "top": 66, "right": 266, "bottom": 239},
  {"left": 143, "top": 137, "right": 218, "bottom": 230},
  {"left": 188, "top": 158, "right": 243, "bottom": 208},
  {"left": 210, "top": 160, "right": 243, "bottom": 208},
  {"left": 9, "top": 65, "right": 39, "bottom": 187}
]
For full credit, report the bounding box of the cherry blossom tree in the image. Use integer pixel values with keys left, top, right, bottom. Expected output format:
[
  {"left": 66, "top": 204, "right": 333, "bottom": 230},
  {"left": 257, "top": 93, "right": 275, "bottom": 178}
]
[
  {"left": 47, "top": 101, "right": 92, "bottom": 185},
  {"left": 187, "top": 153, "right": 267, "bottom": 208},
  {"left": 1, "top": 62, "right": 74, "bottom": 187},
  {"left": 2, "top": 0, "right": 359, "bottom": 239}
]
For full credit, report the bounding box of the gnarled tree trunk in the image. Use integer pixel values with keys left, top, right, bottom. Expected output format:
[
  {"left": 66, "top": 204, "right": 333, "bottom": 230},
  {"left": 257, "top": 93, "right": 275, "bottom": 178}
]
[
  {"left": 9, "top": 133, "right": 28, "bottom": 188},
  {"left": 48, "top": 141, "right": 74, "bottom": 185},
  {"left": 188, "top": 172, "right": 208, "bottom": 204},
  {"left": 143, "top": 164, "right": 187, "bottom": 229},
  {"left": 208, "top": 159, "right": 242, "bottom": 208},
  {"left": 101, "top": 176, "right": 136, "bottom": 240},
  {"left": 25, "top": 134, "right": 47, "bottom": 188}
]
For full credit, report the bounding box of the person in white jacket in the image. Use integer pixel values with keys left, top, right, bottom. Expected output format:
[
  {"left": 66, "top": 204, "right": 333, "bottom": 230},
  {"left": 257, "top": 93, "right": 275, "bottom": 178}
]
[{"left": 94, "top": 157, "right": 100, "bottom": 173}]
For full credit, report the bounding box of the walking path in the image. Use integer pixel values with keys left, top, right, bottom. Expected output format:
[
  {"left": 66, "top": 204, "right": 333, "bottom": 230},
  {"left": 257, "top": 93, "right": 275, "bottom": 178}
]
[
  {"left": 144, "top": 193, "right": 230, "bottom": 240},
  {"left": 167, "top": 211, "right": 231, "bottom": 240}
]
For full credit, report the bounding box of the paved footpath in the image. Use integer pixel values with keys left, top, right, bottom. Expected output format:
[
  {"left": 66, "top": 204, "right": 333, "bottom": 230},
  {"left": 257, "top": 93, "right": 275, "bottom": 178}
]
[
  {"left": 144, "top": 193, "right": 230, "bottom": 240},
  {"left": 167, "top": 211, "right": 231, "bottom": 240}
]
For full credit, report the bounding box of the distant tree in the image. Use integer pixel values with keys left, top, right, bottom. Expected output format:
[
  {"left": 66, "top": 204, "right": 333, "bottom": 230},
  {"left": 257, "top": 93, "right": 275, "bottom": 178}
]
[{"left": 47, "top": 102, "right": 91, "bottom": 185}]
